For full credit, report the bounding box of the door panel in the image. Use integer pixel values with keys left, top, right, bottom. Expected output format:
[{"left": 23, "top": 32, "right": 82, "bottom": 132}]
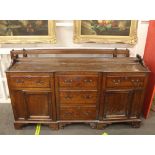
[
  {"left": 103, "top": 90, "right": 133, "bottom": 119},
  {"left": 130, "top": 90, "right": 144, "bottom": 118},
  {"left": 23, "top": 90, "right": 52, "bottom": 120},
  {"left": 10, "top": 90, "right": 26, "bottom": 120}
]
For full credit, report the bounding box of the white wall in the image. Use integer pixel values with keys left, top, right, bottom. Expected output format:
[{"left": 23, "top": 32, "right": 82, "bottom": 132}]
[
  {"left": 0, "top": 20, "right": 149, "bottom": 103},
  {"left": 0, "top": 20, "right": 149, "bottom": 56}
]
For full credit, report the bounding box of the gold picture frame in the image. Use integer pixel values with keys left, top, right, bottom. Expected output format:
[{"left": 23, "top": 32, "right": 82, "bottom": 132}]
[
  {"left": 0, "top": 20, "right": 56, "bottom": 43},
  {"left": 74, "top": 20, "right": 138, "bottom": 44}
]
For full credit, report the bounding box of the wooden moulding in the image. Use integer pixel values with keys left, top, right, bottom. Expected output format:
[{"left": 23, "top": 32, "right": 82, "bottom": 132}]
[{"left": 10, "top": 48, "right": 130, "bottom": 58}]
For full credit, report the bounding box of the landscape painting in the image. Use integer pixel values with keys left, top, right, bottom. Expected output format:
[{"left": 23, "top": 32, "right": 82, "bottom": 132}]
[{"left": 0, "top": 20, "right": 56, "bottom": 43}]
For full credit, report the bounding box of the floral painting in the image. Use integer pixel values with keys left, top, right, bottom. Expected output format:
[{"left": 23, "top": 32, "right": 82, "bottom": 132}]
[
  {"left": 74, "top": 20, "right": 138, "bottom": 44},
  {"left": 81, "top": 20, "right": 131, "bottom": 36}
]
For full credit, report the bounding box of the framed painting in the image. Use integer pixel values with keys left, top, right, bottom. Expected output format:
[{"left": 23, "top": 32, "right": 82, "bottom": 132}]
[
  {"left": 74, "top": 20, "right": 138, "bottom": 44},
  {"left": 0, "top": 20, "right": 56, "bottom": 43}
]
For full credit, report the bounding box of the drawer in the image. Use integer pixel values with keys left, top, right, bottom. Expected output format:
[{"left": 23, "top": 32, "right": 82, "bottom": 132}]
[
  {"left": 57, "top": 75, "right": 99, "bottom": 90},
  {"left": 106, "top": 76, "right": 145, "bottom": 89},
  {"left": 59, "top": 91, "right": 98, "bottom": 105},
  {"left": 60, "top": 106, "right": 96, "bottom": 120},
  {"left": 10, "top": 76, "right": 50, "bottom": 88}
]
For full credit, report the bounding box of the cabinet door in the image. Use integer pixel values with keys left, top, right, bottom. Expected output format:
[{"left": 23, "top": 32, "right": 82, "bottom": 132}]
[
  {"left": 23, "top": 90, "right": 53, "bottom": 120},
  {"left": 103, "top": 90, "right": 133, "bottom": 120},
  {"left": 10, "top": 90, "right": 26, "bottom": 120},
  {"left": 130, "top": 90, "right": 145, "bottom": 118}
]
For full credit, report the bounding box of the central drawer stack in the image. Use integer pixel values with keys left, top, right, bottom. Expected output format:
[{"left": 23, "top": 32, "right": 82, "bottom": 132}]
[{"left": 55, "top": 73, "right": 100, "bottom": 121}]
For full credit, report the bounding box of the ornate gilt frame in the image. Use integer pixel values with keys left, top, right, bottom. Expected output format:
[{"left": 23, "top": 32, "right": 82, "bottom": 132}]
[
  {"left": 0, "top": 20, "right": 56, "bottom": 44},
  {"left": 74, "top": 20, "right": 138, "bottom": 44}
]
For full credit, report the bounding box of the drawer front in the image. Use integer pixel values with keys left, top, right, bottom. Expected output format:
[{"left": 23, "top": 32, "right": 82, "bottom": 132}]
[
  {"left": 106, "top": 76, "right": 145, "bottom": 89},
  {"left": 57, "top": 75, "right": 99, "bottom": 90},
  {"left": 10, "top": 76, "right": 50, "bottom": 88},
  {"left": 60, "top": 107, "right": 96, "bottom": 120},
  {"left": 59, "top": 91, "right": 98, "bottom": 105}
]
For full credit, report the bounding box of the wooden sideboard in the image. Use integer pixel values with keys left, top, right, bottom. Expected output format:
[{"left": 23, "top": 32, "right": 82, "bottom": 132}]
[{"left": 6, "top": 49, "right": 150, "bottom": 130}]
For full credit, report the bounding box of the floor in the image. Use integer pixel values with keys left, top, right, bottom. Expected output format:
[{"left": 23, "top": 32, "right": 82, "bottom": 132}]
[{"left": 0, "top": 103, "right": 155, "bottom": 135}]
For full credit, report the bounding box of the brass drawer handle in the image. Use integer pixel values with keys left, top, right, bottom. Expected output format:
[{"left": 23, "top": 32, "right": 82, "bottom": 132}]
[
  {"left": 131, "top": 79, "right": 140, "bottom": 82},
  {"left": 36, "top": 80, "right": 44, "bottom": 84},
  {"left": 64, "top": 96, "right": 72, "bottom": 99},
  {"left": 64, "top": 79, "right": 73, "bottom": 83},
  {"left": 84, "top": 95, "right": 92, "bottom": 99},
  {"left": 112, "top": 79, "right": 121, "bottom": 85},
  {"left": 84, "top": 79, "right": 93, "bottom": 83},
  {"left": 131, "top": 79, "right": 141, "bottom": 87},
  {"left": 131, "top": 79, "right": 140, "bottom": 83},
  {"left": 16, "top": 79, "right": 24, "bottom": 84}
]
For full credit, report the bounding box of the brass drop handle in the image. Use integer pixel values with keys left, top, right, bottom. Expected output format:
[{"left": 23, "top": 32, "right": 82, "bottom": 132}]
[
  {"left": 16, "top": 79, "right": 24, "bottom": 84},
  {"left": 36, "top": 80, "right": 44, "bottom": 84},
  {"left": 131, "top": 79, "right": 139, "bottom": 82},
  {"left": 131, "top": 79, "right": 140, "bottom": 87},
  {"left": 64, "top": 79, "right": 73, "bottom": 83},
  {"left": 84, "top": 79, "right": 93, "bottom": 83},
  {"left": 112, "top": 79, "right": 121, "bottom": 85},
  {"left": 84, "top": 95, "right": 92, "bottom": 99},
  {"left": 64, "top": 96, "right": 72, "bottom": 99}
]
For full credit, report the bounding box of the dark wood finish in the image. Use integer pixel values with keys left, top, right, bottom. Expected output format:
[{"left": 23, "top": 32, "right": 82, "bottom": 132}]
[
  {"left": 6, "top": 49, "right": 149, "bottom": 130},
  {"left": 59, "top": 91, "right": 98, "bottom": 105},
  {"left": 103, "top": 89, "right": 133, "bottom": 119},
  {"left": 23, "top": 90, "right": 52, "bottom": 120},
  {"left": 57, "top": 74, "right": 99, "bottom": 90},
  {"left": 10, "top": 48, "right": 130, "bottom": 56},
  {"left": 106, "top": 76, "right": 145, "bottom": 89},
  {"left": 10, "top": 76, "right": 50, "bottom": 88},
  {"left": 14, "top": 123, "right": 24, "bottom": 129},
  {"left": 60, "top": 106, "right": 97, "bottom": 120}
]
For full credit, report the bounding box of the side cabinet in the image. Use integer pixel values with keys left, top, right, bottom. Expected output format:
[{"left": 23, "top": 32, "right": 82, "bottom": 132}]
[
  {"left": 7, "top": 73, "right": 57, "bottom": 129},
  {"left": 99, "top": 73, "right": 148, "bottom": 127},
  {"left": 11, "top": 90, "right": 53, "bottom": 121}
]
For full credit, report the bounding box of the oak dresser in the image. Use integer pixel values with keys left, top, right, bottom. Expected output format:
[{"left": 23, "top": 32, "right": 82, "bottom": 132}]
[{"left": 6, "top": 49, "right": 150, "bottom": 130}]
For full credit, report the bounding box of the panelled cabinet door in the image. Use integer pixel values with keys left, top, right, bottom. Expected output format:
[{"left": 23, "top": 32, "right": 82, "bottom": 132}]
[
  {"left": 103, "top": 90, "right": 133, "bottom": 120},
  {"left": 11, "top": 90, "right": 53, "bottom": 121},
  {"left": 10, "top": 90, "right": 26, "bottom": 120},
  {"left": 23, "top": 90, "right": 53, "bottom": 120},
  {"left": 130, "top": 90, "right": 145, "bottom": 118}
]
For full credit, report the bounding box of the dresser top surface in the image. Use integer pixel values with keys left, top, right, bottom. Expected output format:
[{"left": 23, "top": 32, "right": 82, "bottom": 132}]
[{"left": 7, "top": 57, "right": 149, "bottom": 73}]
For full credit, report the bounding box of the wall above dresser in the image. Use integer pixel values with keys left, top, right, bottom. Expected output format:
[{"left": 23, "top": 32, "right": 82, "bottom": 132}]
[{"left": 0, "top": 20, "right": 149, "bottom": 57}]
